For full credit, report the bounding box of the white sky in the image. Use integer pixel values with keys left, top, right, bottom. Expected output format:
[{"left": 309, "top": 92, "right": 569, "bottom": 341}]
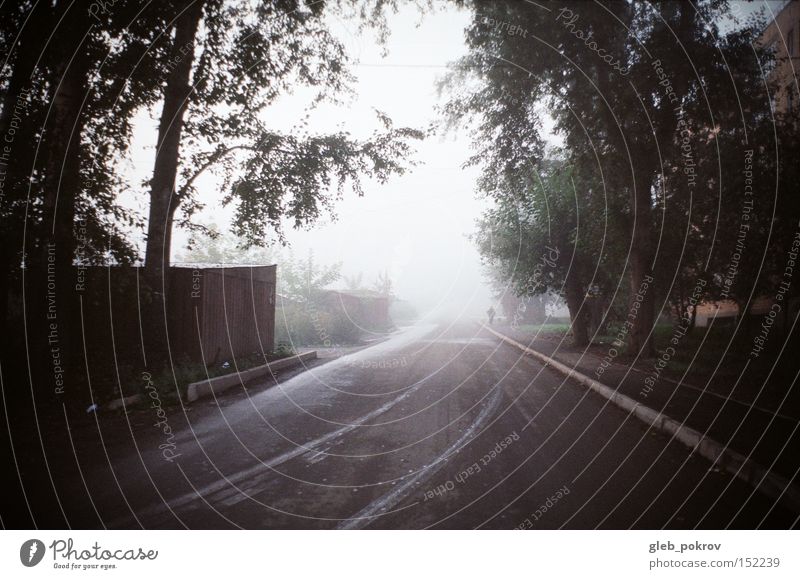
[{"left": 269, "top": 4, "right": 494, "bottom": 318}]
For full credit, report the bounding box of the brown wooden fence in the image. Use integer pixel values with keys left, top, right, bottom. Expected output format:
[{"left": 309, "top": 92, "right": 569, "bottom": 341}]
[
  {"left": 81, "top": 265, "right": 276, "bottom": 373},
  {"left": 168, "top": 265, "right": 276, "bottom": 364}
]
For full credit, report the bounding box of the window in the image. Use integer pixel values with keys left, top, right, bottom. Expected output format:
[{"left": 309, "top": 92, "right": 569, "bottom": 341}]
[
  {"left": 764, "top": 40, "right": 779, "bottom": 75},
  {"left": 788, "top": 28, "right": 795, "bottom": 56}
]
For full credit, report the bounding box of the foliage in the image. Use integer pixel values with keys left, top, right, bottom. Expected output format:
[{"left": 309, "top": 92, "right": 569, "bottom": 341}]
[
  {"left": 0, "top": 1, "right": 178, "bottom": 267},
  {"left": 446, "top": 0, "right": 796, "bottom": 350},
  {"left": 178, "top": 222, "right": 275, "bottom": 265},
  {"left": 372, "top": 270, "right": 395, "bottom": 298},
  {"left": 276, "top": 302, "right": 362, "bottom": 347},
  {"left": 343, "top": 272, "right": 364, "bottom": 290},
  {"left": 278, "top": 250, "right": 342, "bottom": 302},
  {"left": 156, "top": 1, "right": 425, "bottom": 249}
]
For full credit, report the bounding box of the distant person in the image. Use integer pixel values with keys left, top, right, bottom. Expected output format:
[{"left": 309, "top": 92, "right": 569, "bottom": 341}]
[{"left": 487, "top": 306, "right": 496, "bottom": 325}]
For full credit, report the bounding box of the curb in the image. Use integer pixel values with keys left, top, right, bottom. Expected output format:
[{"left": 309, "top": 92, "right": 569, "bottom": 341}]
[
  {"left": 185, "top": 351, "right": 318, "bottom": 403},
  {"left": 482, "top": 324, "right": 800, "bottom": 513},
  {"left": 104, "top": 352, "right": 319, "bottom": 409}
]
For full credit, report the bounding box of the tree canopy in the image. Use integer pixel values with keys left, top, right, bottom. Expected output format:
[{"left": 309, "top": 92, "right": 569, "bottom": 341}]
[{"left": 445, "top": 0, "right": 795, "bottom": 353}]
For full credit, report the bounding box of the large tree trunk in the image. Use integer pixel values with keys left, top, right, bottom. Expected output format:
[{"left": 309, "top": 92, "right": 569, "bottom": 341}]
[
  {"left": 0, "top": 4, "right": 52, "bottom": 363},
  {"left": 143, "top": 1, "right": 203, "bottom": 366},
  {"left": 29, "top": 20, "right": 92, "bottom": 401},
  {"left": 588, "top": 16, "right": 656, "bottom": 358},
  {"left": 0, "top": 4, "right": 91, "bottom": 529},
  {"left": 627, "top": 169, "right": 656, "bottom": 358},
  {"left": 564, "top": 272, "right": 589, "bottom": 347}
]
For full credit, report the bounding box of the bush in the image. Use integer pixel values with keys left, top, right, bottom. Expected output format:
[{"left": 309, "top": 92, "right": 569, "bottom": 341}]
[
  {"left": 275, "top": 302, "right": 363, "bottom": 347},
  {"left": 329, "top": 309, "right": 362, "bottom": 344}
]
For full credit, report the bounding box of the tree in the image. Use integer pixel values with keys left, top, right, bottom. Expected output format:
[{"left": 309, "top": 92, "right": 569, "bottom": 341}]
[
  {"left": 0, "top": 1, "right": 181, "bottom": 394},
  {"left": 474, "top": 156, "right": 615, "bottom": 346},
  {"left": 279, "top": 250, "right": 341, "bottom": 303},
  {"left": 343, "top": 272, "right": 364, "bottom": 291},
  {"left": 445, "top": 0, "right": 784, "bottom": 356},
  {"left": 373, "top": 270, "right": 394, "bottom": 299},
  {"left": 140, "top": 0, "right": 423, "bottom": 364},
  {"left": 178, "top": 222, "right": 275, "bottom": 265}
]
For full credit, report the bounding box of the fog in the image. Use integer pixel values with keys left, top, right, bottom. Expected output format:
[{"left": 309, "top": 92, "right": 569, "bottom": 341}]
[
  {"left": 262, "top": 4, "right": 495, "bottom": 320},
  {"left": 118, "top": 3, "right": 495, "bottom": 321},
  {"left": 121, "top": 1, "right": 779, "bottom": 322}
]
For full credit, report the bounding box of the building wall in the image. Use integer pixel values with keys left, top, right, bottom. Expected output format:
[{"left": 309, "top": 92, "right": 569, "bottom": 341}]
[
  {"left": 760, "top": 0, "right": 800, "bottom": 115},
  {"left": 322, "top": 290, "right": 390, "bottom": 330},
  {"left": 694, "top": 296, "right": 779, "bottom": 327}
]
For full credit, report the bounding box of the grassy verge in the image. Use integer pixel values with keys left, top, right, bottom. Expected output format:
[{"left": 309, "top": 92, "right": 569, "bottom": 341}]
[
  {"left": 532, "top": 320, "right": 795, "bottom": 390},
  {"left": 514, "top": 323, "right": 572, "bottom": 334},
  {"left": 111, "top": 344, "right": 297, "bottom": 407}
]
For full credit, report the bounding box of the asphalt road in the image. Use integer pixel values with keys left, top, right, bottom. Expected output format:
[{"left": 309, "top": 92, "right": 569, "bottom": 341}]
[{"left": 55, "top": 322, "right": 799, "bottom": 529}]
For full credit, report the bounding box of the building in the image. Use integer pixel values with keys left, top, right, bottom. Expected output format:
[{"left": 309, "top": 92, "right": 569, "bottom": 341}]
[
  {"left": 320, "top": 289, "right": 391, "bottom": 331},
  {"left": 693, "top": 296, "right": 774, "bottom": 327},
  {"left": 759, "top": 0, "right": 799, "bottom": 115}
]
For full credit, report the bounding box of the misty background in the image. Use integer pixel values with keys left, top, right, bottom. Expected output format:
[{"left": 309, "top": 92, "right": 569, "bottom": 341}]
[
  {"left": 119, "top": 4, "right": 492, "bottom": 320},
  {"left": 117, "top": 0, "right": 780, "bottom": 321}
]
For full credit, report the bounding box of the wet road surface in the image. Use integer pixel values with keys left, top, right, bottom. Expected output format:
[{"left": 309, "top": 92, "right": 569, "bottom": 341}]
[{"left": 62, "top": 322, "right": 799, "bottom": 529}]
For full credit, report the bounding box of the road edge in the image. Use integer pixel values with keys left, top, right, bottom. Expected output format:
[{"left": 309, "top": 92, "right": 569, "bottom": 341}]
[
  {"left": 481, "top": 323, "right": 800, "bottom": 514},
  {"left": 184, "top": 351, "right": 318, "bottom": 403}
]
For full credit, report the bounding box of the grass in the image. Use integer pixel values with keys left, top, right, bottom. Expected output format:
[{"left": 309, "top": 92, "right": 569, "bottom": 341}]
[
  {"left": 112, "top": 345, "right": 297, "bottom": 406},
  {"left": 515, "top": 323, "right": 572, "bottom": 334},
  {"left": 513, "top": 321, "right": 766, "bottom": 385}
]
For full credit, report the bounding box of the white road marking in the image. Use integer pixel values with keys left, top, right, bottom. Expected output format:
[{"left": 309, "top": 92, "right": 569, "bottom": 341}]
[{"left": 338, "top": 382, "right": 506, "bottom": 529}]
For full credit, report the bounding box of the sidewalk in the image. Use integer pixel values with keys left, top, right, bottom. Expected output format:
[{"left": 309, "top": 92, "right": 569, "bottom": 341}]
[{"left": 483, "top": 323, "right": 800, "bottom": 495}]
